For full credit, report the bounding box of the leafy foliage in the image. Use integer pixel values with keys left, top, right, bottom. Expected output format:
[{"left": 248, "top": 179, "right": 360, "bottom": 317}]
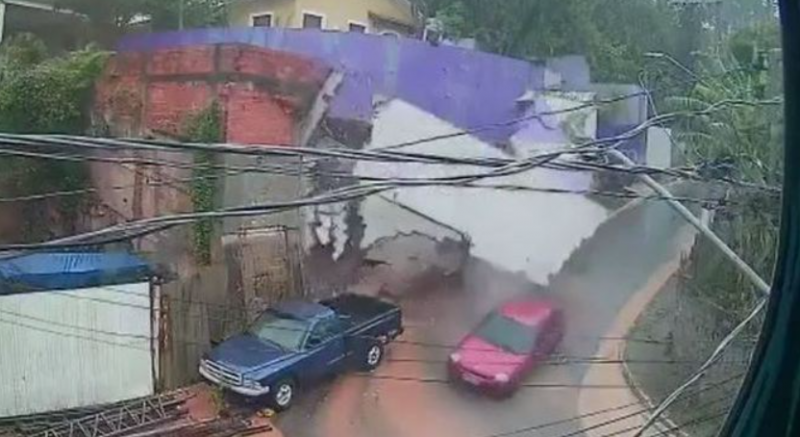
[
  {"left": 55, "top": 0, "right": 227, "bottom": 45},
  {"left": 0, "top": 35, "right": 108, "bottom": 239},
  {"left": 185, "top": 102, "right": 224, "bottom": 265},
  {"left": 728, "top": 20, "right": 780, "bottom": 67},
  {"left": 146, "top": 0, "right": 229, "bottom": 31},
  {"left": 415, "top": 0, "right": 682, "bottom": 82},
  {"left": 0, "top": 33, "right": 49, "bottom": 74},
  {"left": 671, "top": 26, "right": 782, "bottom": 317},
  {"left": 0, "top": 45, "right": 109, "bottom": 134}
]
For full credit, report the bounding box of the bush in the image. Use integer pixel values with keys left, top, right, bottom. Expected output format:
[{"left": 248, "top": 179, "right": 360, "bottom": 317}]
[
  {"left": 0, "top": 36, "right": 109, "bottom": 239},
  {"left": 0, "top": 45, "right": 109, "bottom": 134}
]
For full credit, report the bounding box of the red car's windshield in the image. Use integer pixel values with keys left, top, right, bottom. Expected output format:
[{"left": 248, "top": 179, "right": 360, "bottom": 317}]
[{"left": 474, "top": 313, "right": 539, "bottom": 355}]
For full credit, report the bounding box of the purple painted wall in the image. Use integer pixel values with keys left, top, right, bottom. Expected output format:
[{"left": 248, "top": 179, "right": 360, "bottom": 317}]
[
  {"left": 119, "top": 28, "right": 545, "bottom": 143},
  {"left": 119, "top": 28, "right": 648, "bottom": 162}
]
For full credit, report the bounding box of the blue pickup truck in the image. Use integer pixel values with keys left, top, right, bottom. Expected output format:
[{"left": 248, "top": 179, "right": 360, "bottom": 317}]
[{"left": 199, "top": 294, "right": 403, "bottom": 410}]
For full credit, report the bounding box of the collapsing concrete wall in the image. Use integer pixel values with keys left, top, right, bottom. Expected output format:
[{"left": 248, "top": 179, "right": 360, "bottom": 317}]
[{"left": 343, "top": 99, "right": 609, "bottom": 286}]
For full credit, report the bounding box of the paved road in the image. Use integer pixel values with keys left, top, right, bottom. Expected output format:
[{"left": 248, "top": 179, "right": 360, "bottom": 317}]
[{"left": 278, "top": 200, "right": 690, "bottom": 437}]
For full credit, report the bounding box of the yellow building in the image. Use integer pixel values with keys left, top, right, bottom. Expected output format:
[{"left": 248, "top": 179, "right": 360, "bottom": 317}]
[{"left": 228, "top": 0, "right": 420, "bottom": 36}]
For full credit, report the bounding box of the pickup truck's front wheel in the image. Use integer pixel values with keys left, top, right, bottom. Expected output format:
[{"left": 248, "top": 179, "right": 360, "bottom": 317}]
[
  {"left": 361, "top": 343, "right": 384, "bottom": 371},
  {"left": 270, "top": 379, "right": 295, "bottom": 411}
]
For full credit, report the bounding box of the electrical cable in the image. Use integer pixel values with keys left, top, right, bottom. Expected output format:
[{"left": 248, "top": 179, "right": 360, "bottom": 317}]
[
  {"left": 0, "top": 127, "right": 746, "bottom": 252},
  {"left": 351, "top": 373, "right": 633, "bottom": 388},
  {"left": 0, "top": 316, "right": 150, "bottom": 352},
  {"left": 0, "top": 98, "right": 781, "bottom": 219},
  {"left": 630, "top": 298, "right": 768, "bottom": 437},
  {"left": 0, "top": 289, "right": 691, "bottom": 354},
  {"left": 478, "top": 372, "right": 743, "bottom": 437},
  {"left": 0, "top": 306, "right": 716, "bottom": 378},
  {"left": 0, "top": 97, "right": 782, "bottom": 175},
  {"left": 592, "top": 404, "right": 733, "bottom": 437}
]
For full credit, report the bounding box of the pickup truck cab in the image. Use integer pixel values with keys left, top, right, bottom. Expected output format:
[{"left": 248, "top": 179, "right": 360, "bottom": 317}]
[{"left": 200, "top": 294, "right": 403, "bottom": 410}]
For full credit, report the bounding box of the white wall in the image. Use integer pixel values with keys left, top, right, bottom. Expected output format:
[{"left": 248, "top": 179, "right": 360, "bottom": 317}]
[
  {"left": 360, "top": 194, "right": 463, "bottom": 248},
  {"left": 0, "top": 283, "right": 155, "bottom": 417},
  {"left": 647, "top": 126, "right": 673, "bottom": 169},
  {"left": 353, "top": 100, "right": 610, "bottom": 285}
]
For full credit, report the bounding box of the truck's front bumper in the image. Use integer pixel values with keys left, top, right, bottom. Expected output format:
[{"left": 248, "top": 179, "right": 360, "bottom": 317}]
[{"left": 199, "top": 363, "right": 271, "bottom": 397}]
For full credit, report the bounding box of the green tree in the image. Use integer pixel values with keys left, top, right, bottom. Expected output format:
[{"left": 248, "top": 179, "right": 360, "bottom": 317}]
[
  {"left": 0, "top": 36, "right": 109, "bottom": 239},
  {"left": 669, "top": 23, "right": 782, "bottom": 316},
  {"left": 142, "top": 0, "right": 229, "bottom": 31},
  {"left": 718, "top": 0, "right": 777, "bottom": 34},
  {"left": 0, "top": 33, "right": 49, "bottom": 74},
  {"left": 415, "top": 0, "right": 681, "bottom": 83},
  {"left": 55, "top": 0, "right": 227, "bottom": 46}
]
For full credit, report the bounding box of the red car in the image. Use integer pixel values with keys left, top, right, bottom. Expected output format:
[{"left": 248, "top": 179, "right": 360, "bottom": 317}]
[{"left": 447, "top": 298, "right": 564, "bottom": 397}]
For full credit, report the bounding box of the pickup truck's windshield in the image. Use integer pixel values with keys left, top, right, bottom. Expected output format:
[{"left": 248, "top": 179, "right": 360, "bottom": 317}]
[{"left": 248, "top": 311, "right": 309, "bottom": 351}]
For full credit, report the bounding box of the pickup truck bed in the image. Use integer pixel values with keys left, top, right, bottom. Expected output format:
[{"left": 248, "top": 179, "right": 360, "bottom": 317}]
[{"left": 321, "top": 294, "right": 401, "bottom": 334}]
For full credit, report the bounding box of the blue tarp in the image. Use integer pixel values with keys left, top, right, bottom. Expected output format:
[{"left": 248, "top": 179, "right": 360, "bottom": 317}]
[{"left": 0, "top": 252, "right": 153, "bottom": 293}]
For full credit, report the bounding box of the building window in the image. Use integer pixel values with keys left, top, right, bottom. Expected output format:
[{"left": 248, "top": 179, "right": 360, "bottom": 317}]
[
  {"left": 302, "top": 12, "right": 324, "bottom": 29},
  {"left": 251, "top": 13, "right": 273, "bottom": 27},
  {"left": 349, "top": 22, "right": 367, "bottom": 33}
]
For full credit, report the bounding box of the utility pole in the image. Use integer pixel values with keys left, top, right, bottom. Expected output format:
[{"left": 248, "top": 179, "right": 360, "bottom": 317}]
[{"left": 609, "top": 149, "right": 771, "bottom": 296}]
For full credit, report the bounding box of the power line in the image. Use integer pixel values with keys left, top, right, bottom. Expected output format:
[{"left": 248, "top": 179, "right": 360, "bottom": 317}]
[
  {"left": 0, "top": 136, "right": 620, "bottom": 250},
  {"left": 2, "top": 271, "right": 692, "bottom": 350},
  {"left": 592, "top": 405, "right": 732, "bottom": 437},
  {"left": 385, "top": 357, "right": 745, "bottom": 366},
  {"left": 23, "top": 92, "right": 650, "bottom": 158},
  {"left": 350, "top": 373, "right": 633, "bottom": 389},
  {"left": 0, "top": 316, "right": 150, "bottom": 352},
  {"left": 631, "top": 298, "right": 767, "bottom": 437},
  {"left": 1, "top": 271, "right": 731, "bottom": 363},
  {"left": 0, "top": 305, "right": 717, "bottom": 380},
  {"left": 0, "top": 307, "right": 151, "bottom": 340},
  {"left": 479, "top": 373, "right": 743, "bottom": 437},
  {"left": 0, "top": 98, "right": 781, "bottom": 217},
  {"left": 0, "top": 157, "right": 738, "bottom": 207},
  {"left": 1, "top": 288, "right": 689, "bottom": 354},
  {"left": 0, "top": 97, "right": 782, "bottom": 173},
  {"left": 0, "top": 266, "right": 744, "bottom": 355},
  {"left": 0, "top": 143, "right": 776, "bottom": 207},
  {"left": 0, "top": 128, "right": 748, "bottom": 252}
]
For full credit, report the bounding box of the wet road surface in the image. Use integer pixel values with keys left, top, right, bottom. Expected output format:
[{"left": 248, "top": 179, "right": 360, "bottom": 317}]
[{"left": 278, "top": 201, "right": 690, "bottom": 437}]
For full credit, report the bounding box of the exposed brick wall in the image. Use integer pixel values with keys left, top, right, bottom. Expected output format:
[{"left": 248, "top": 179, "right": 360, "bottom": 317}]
[
  {"left": 105, "top": 52, "right": 148, "bottom": 77},
  {"left": 94, "top": 53, "right": 147, "bottom": 137},
  {"left": 219, "top": 45, "right": 330, "bottom": 86},
  {"left": 147, "top": 46, "right": 216, "bottom": 77},
  {"left": 90, "top": 44, "right": 332, "bottom": 273},
  {"left": 94, "top": 43, "right": 332, "bottom": 145},
  {"left": 223, "top": 83, "right": 296, "bottom": 145},
  {"left": 145, "top": 82, "right": 213, "bottom": 137}
]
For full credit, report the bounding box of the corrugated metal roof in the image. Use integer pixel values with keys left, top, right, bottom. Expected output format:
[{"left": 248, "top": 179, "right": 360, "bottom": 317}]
[{"left": 0, "top": 252, "right": 153, "bottom": 293}]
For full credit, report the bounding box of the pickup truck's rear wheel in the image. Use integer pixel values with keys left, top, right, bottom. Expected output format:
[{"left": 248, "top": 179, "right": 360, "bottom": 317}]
[
  {"left": 361, "top": 343, "right": 384, "bottom": 371},
  {"left": 270, "top": 379, "right": 295, "bottom": 411}
]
